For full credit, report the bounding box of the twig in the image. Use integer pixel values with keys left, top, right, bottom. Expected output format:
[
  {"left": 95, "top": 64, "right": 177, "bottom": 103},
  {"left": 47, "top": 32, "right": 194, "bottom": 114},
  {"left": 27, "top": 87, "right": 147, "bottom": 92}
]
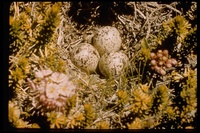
[
  {"left": 117, "top": 15, "right": 126, "bottom": 25},
  {"left": 69, "top": 38, "right": 83, "bottom": 47},
  {"left": 14, "top": 2, "right": 19, "bottom": 19},
  {"left": 92, "top": 111, "right": 115, "bottom": 125},
  {"left": 57, "top": 19, "right": 64, "bottom": 45},
  {"left": 140, "top": 6, "right": 162, "bottom": 31},
  {"left": 132, "top": 2, "right": 137, "bottom": 22},
  {"left": 146, "top": 2, "right": 159, "bottom": 8},
  {"left": 164, "top": 4, "right": 182, "bottom": 15},
  {"left": 145, "top": 13, "right": 151, "bottom": 39},
  {"left": 18, "top": 85, "right": 28, "bottom": 95},
  {"left": 135, "top": 8, "right": 146, "bottom": 19},
  {"left": 31, "top": 2, "right": 35, "bottom": 17},
  {"left": 119, "top": 15, "right": 133, "bottom": 24}
]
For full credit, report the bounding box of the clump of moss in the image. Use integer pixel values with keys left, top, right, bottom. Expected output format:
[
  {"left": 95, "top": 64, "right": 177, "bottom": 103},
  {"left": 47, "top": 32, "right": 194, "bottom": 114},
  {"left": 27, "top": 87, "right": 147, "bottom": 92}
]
[
  {"left": 130, "top": 84, "right": 153, "bottom": 114},
  {"left": 162, "top": 15, "right": 191, "bottom": 43},
  {"left": 9, "top": 100, "right": 40, "bottom": 128},
  {"left": 46, "top": 111, "right": 67, "bottom": 129}
]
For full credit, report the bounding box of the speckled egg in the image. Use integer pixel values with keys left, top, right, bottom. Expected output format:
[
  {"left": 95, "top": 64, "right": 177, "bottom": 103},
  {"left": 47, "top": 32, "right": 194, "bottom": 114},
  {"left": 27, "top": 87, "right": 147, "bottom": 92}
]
[
  {"left": 92, "top": 26, "right": 122, "bottom": 56},
  {"left": 70, "top": 43, "right": 100, "bottom": 74},
  {"left": 98, "top": 51, "right": 129, "bottom": 78}
]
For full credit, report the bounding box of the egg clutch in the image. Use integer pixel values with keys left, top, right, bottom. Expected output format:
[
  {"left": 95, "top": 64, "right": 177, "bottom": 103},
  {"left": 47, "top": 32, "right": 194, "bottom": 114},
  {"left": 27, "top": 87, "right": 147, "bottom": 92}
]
[{"left": 70, "top": 26, "right": 129, "bottom": 78}]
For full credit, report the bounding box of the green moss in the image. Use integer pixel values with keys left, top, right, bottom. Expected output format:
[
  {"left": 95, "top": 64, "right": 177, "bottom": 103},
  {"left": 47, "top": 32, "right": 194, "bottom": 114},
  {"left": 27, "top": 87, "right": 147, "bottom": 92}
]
[
  {"left": 162, "top": 15, "right": 191, "bottom": 43},
  {"left": 130, "top": 85, "right": 153, "bottom": 114},
  {"left": 46, "top": 111, "right": 67, "bottom": 128},
  {"left": 83, "top": 103, "right": 96, "bottom": 127},
  {"left": 12, "top": 67, "right": 26, "bottom": 81},
  {"left": 95, "top": 120, "right": 109, "bottom": 129}
]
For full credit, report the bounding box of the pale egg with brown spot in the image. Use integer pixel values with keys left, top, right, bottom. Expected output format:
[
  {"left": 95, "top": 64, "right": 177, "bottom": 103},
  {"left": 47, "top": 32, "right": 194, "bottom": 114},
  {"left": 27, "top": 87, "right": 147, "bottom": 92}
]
[
  {"left": 70, "top": 43, "right": 100, "bottom": 74},
  {"left": 92, "top": 26, "right": 122, "bottom": 56},
  {"left": 98, "top": 51, "right": 129, "bottom": 78}
]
